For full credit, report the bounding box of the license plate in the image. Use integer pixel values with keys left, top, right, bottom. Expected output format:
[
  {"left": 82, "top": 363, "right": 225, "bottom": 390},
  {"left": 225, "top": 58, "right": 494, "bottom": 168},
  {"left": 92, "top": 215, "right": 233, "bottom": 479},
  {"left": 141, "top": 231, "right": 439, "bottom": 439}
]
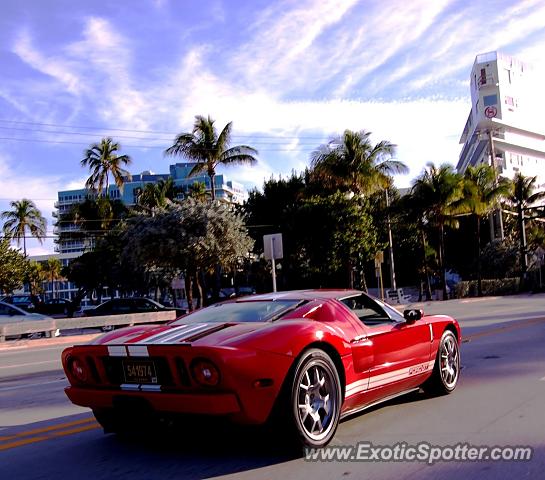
[{"left": 122, "top": 360, "right": 158, "bottom": 384}]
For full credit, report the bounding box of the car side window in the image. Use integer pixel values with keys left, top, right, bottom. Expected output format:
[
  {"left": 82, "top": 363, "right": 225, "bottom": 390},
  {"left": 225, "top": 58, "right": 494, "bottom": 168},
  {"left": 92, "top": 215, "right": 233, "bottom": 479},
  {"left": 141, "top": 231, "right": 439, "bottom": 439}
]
[
  {"left": 137, "top": 299, "right": 156, "bottom": 311},
  {"left": 0, "top": 304, "right": 11, "bottom": 316},
  {"left": 340, "top": 294, "right": 395, "bottom": 326}
]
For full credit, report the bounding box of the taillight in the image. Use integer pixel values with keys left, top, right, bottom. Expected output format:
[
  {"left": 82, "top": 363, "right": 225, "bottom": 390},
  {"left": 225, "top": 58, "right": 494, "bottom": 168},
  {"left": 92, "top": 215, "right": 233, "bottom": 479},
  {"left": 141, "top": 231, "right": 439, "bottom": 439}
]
[
  {"left": 190, "top": 359, "right": 220, "bottom": 387},
  {"left": 68, "top": 357, "right": 88, "bottom": 383}
]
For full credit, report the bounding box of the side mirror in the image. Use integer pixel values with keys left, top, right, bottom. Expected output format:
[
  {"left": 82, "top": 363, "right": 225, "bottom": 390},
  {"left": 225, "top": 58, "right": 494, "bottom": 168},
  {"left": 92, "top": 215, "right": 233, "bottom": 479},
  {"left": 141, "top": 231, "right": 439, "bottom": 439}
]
[{"left": 403, "top": 309, "right": 423, "bottom": 324}]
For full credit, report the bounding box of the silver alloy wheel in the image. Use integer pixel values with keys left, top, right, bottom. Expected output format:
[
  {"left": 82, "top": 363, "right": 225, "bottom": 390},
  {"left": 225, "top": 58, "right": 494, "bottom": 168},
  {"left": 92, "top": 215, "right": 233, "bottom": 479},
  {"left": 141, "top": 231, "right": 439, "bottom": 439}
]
[
  {"left": 440, "top": 334, "right": 459, "bottom": 389},
  {"left": 296, "top": 362, "right": 339, "bottom": 442}
]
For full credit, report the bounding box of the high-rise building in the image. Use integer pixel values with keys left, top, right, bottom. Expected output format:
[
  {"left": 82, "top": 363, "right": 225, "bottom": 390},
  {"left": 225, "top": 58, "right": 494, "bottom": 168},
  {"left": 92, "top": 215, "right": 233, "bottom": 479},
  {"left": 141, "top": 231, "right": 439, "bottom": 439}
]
[
  {"left": 53, "top": 162, "right": 247, "bottom": 254},
  {"left": 457, "top": 52, "right": 545, "bottom": 187}
]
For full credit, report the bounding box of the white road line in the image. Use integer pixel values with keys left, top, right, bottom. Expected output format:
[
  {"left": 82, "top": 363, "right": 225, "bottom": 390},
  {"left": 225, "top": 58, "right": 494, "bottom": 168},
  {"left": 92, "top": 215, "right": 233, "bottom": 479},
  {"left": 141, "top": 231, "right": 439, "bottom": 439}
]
[
  {"left": 0, "top": 345, "right": 67, "bottom": 356},
  {"left": 0, "top": 360, "right": 60, "bottom": 369},
  {"left": 0, "top": 378, "right": 67, "bottom": 392}
]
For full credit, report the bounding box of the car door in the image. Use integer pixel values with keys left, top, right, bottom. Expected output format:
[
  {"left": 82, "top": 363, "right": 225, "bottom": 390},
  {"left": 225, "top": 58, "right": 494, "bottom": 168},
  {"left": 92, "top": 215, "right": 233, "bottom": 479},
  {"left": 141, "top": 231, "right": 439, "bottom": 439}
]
[{"left": 339, "top": 294, "right": 431, "bottom": 400}]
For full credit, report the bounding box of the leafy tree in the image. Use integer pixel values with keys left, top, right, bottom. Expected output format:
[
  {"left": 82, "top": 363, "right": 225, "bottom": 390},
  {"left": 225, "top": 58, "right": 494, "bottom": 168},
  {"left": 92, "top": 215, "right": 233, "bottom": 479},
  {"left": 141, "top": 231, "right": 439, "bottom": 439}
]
[
  {"left": 463, "top": 165, "right": 511, "bottom": 295},
  {"left": 43, "top": 258, "right": 63, "bottom": 299},
  {"left": 26, "top": 261, "right": 47, "bottom": 296},
  {"left": 311, "top": 129, "right": 407, "bottom": 196},
  {"left": 411, "top": 163, "right": 465, "bottom": 299},
  {"left": 136, "top": 178, "right": 180, "bottom": 214},
  {"left": 187, "top": 181, "right": 210, "bottom": 202},
  {"left": 294, "top": 192, "right": 380, "bottom": 289},
  {"left": 165, "top": 115, "right": 258, "bottom": 201},
  {"left": 0, "top": 239, "right": 28, "bottom": 293},
  {"left": 56, "top": 197, "right": 128, "bottom": 251},
  {"left": 507, "top": 173, "right": 545, "bottom": 279},
  {"left": 1, "top": 199, "right": 47, "bottom": 256},
  {"left": 122, "top": 199, "right": 254, "bottom": 310},
  {"left": 81, "top": 137, "right": 132, "bottom": 195}
]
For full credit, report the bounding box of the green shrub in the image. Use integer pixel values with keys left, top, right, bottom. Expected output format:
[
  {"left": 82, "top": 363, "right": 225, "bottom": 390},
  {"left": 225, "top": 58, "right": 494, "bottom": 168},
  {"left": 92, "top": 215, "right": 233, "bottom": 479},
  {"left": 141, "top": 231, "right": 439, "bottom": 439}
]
[{"left": 455, "top": 278, "right": 520, "bottom": 298}]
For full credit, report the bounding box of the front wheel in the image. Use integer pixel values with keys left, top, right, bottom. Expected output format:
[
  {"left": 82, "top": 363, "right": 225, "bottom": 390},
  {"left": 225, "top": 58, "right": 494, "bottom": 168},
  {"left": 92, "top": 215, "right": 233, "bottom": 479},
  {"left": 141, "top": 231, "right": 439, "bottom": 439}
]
[
  {"left": 288, "top": 349, "right": 342, "bottom": 449},
  {"left": 423, "top": 330, "right": 460, "bottom": 395}
]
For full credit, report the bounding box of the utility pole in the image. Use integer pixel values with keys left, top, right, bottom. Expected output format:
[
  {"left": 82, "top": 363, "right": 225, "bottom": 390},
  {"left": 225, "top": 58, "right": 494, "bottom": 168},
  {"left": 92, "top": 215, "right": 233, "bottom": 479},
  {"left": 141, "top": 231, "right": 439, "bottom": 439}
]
[
  {"left": 487, "top": 129, "right": 505, "bottom": 240},
  {"left": 385, "top": 190, "right": 396, "bottom": 290}
]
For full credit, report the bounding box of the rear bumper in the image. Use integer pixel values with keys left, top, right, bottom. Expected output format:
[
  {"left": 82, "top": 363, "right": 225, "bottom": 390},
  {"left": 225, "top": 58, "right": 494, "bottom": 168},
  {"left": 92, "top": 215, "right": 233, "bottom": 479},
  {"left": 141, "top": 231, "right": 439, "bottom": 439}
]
[{"left": 65, "top": 386, "right": 241, "bottom": 416}]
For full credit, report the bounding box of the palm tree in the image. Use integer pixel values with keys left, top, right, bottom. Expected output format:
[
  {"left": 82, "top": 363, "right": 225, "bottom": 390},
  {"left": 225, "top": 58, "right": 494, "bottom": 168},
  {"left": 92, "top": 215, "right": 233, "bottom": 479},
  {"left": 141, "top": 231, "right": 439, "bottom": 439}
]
[
  {"left": 411, "top": 163, "right": 465, "bottom": 300},
  {"left": 81, "top": 137, "right": 132, "bottom": 196},
  {"left": 1, "top": 199, "right": 47, "bottom": 256},
  {"left": 463, "top": 165, "right": 511, "bottom": 295},
  {"left": 43, "top": 258, "right": 62, "bottom": 299},
  {"left": 137, "top": 178, "right": 179, "bottom": 214},
  {"left": 187, "top": 181, "right": 210, "bottom": 202},
  {"left": 508, "top": 174, "right": 545, "bottom": 280},
  {"left": 165, "top": 115, "right": 258, "bottom": 201},
  {"left": 311, "top": 129, "right": 408, "bottom": 196}
]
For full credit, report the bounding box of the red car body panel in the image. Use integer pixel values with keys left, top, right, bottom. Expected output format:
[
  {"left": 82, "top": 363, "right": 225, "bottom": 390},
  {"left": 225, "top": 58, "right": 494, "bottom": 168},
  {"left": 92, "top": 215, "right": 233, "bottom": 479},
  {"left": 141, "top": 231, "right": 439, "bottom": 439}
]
[{"left": 62, "top": 290, "right": 461, "bottom": 425}]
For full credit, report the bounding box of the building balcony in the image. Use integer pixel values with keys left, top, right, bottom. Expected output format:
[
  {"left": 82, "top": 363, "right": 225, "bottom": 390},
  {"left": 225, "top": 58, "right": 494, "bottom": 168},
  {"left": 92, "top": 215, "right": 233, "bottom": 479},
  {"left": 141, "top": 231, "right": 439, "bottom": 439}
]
[{"left": 477, "top": 75, "right": 497, "bottom": 89}]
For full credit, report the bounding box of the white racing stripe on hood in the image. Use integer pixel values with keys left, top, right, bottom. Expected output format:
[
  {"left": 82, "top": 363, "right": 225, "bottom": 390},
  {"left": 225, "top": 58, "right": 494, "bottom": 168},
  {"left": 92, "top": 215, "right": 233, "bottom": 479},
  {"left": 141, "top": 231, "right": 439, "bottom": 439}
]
[
  {"left": 158, "top": 323, "right": 219, "bottom": 344},
  {"left": 136, "top": 323, "right": 210, "bottom": 344}
]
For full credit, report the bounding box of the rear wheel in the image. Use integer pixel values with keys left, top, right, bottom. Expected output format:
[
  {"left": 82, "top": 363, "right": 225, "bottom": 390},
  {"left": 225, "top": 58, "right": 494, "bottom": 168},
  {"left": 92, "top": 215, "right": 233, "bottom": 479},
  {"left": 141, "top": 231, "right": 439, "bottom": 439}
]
[
  {"left": 93, "top": 408, "right": 120, "bottom": 433},
  {"left": 286, "top": 349, "right": 342, "bottom": 449},
  {"left": 423, "top": 330, "right": 460, "bottom": 395}
]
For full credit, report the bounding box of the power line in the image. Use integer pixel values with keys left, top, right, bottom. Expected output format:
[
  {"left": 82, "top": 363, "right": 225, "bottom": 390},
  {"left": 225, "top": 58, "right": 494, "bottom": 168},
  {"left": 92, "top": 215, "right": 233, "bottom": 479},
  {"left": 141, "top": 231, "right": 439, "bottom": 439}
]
[
  {"left": 0, "top": 118, "right": 332, "bottom": 140},
  {"left": 0, "top": 136, "right": 319, "bottom": 151},
  {"left": 0, "top": 125, "right": 328, "bottom": 145}
]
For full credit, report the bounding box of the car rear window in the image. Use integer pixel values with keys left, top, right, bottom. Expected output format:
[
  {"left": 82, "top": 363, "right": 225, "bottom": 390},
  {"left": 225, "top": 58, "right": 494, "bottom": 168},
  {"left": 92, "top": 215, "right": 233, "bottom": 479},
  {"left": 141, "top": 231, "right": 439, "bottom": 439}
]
[{"left": 172, "top": 300, "right": 302, "bottom": 324}]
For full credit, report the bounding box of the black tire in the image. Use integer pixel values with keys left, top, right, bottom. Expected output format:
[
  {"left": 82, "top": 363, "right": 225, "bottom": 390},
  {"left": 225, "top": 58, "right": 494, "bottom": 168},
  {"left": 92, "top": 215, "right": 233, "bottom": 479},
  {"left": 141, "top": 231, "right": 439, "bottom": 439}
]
[
  {"left": 93, "top": 408, "right": 121, "bottom": 433},
  {"left": 280, "top": 349, "right": 342, "bottom": 449},
  {"left": 423, "top": 330, "right": 460, "bottom": 395}
]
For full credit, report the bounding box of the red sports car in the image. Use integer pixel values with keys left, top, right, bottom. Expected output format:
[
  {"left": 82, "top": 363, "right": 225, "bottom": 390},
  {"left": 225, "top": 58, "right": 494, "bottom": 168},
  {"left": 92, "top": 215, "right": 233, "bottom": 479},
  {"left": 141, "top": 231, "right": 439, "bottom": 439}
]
[{"left": 62, "top": 290, "right": 461, "bottom": 448}]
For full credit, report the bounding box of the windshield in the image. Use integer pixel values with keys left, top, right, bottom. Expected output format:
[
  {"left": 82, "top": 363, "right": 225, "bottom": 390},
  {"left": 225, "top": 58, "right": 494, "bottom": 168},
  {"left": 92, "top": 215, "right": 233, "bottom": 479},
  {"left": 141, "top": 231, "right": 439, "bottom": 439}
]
[
  {"left": 374, "top": 298, "right": 405, "bottom": 322},
  {"left": 172, "top": 300, "right": 301, "bottom": 324}
]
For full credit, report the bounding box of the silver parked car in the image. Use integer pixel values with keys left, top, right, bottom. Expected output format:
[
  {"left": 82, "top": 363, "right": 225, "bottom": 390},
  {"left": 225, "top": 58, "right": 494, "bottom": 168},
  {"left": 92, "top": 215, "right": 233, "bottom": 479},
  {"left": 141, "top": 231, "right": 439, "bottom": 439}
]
[{"left": 0, "top": 301, "right": 56, "bottom": 339}]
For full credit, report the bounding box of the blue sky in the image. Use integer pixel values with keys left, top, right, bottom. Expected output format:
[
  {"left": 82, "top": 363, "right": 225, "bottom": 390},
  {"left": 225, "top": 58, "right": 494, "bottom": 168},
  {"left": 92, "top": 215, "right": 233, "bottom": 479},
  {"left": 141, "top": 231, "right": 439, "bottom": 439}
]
[{"left": 1, "top": 0, "right": 545, "bottom": 254}]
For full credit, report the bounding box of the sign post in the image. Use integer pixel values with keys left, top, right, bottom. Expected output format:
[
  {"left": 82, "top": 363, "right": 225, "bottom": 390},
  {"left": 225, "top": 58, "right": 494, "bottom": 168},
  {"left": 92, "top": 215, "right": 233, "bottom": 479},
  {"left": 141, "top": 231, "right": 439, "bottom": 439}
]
[
  {"left": 375, "top": 251, "right": 384, "bottom": 300},
  {"left": 263, "top": 233, "right": 283, "bottom": 293}
]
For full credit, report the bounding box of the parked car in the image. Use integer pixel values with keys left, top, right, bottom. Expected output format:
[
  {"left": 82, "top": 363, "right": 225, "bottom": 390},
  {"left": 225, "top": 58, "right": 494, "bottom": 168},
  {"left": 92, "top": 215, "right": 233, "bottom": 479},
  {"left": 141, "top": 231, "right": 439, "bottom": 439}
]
[
  {"left": 0, "top": 295, "right": 43, "bottom": 312},
  {"left": 0, "top": 301, "right": 55, "bottom": 339},
  {"left": 38, "top": 298, "right": 77, "bottom": 317},
  {"left": 83, "top": 298, "right": 185, "bottom": 318},
  {"left": 62, "top": 289, "right": 461, "bottom": 450}
]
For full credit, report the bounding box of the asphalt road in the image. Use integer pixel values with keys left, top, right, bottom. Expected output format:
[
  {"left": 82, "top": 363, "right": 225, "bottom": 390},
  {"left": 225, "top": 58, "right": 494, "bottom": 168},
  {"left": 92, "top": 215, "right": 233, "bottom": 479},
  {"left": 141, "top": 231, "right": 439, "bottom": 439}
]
[{"left": 1, "top": 294, "right": 544, "bottom": 479}]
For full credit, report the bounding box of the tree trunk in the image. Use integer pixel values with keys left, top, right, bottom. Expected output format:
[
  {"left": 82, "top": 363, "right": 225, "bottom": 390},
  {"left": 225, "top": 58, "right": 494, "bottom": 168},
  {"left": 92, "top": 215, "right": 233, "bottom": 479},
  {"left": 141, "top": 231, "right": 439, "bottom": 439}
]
[
  {"left": 185, "top": 272, "right": 194, "bottom": 312},
  {"left": 195, "top": 273, "right": 204, "bottom": 309},
  {"left": 347, "top": 258, "right": 354, "bottom": 289},
  {"left": 420, "top": 229, "right": 432, "bottom": 301},
  {"left": 476, "top": 215, "right": 482, "bottom": 297},
  {"left": 439, "top": 223, "right": 448, "bottom": 300},
  {"left": 360, "top": 269, "right": 368, "bottom": 293},
  {"left": 209, "top": 173, "right": 216, "bottom": 201}
]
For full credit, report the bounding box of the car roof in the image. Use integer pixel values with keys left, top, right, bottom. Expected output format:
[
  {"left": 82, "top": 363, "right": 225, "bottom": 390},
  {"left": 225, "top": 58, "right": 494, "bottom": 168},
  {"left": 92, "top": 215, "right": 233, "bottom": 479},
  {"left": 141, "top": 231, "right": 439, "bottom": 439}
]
[
  {"left": 235, "top": 289, "right": 363, "bottom": 302},
  {"left": 0, "top": 301, "right": 28, "bottom": 314}
]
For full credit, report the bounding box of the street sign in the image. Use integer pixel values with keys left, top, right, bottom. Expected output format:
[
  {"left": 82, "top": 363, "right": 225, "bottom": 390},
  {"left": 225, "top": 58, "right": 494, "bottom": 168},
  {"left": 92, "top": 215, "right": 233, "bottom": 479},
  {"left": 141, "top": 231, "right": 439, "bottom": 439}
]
[
  {"left": 485, "top": 106, "right": 497, "bottom": 118},
  {"left": 263, "top": 233, "right": 283, "bottom": 260}
]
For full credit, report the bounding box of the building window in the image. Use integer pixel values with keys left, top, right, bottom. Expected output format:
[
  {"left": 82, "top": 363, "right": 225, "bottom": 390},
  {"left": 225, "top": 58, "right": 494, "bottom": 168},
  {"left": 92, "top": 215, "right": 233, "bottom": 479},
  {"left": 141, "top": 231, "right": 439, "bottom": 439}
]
[{"left": 483, "top": 95, "right": 497, "bottom": 106}]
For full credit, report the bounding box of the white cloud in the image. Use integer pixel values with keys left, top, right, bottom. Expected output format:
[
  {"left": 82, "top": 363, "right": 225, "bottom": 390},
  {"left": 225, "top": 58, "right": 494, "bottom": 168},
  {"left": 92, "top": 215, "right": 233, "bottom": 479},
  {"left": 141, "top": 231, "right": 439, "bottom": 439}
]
[{"left": 0, "top": 153, "right": 62, "bottom": 254}]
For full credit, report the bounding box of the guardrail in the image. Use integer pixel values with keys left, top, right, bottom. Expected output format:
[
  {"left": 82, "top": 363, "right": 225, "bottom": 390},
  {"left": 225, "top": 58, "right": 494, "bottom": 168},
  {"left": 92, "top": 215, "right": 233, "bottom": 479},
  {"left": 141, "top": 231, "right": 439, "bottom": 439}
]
[{"left": 0, "top": 310, "right": 177, "bottom": 342}]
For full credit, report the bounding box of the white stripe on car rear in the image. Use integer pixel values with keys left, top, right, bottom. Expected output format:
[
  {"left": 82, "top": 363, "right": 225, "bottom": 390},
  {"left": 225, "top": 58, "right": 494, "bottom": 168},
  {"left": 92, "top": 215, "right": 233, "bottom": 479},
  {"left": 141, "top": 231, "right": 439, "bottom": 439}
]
[
  {"left": 127, "top": 345, "right": 149, "bottom": 357},
  {"left": 120, "top": 383, "right": 140, "bottom": 391},
  {"left": 107, "top": 346, "right": 127, "bottom": 357},
  {"left": 345, "top": 360, "right": 435, "bottom": 398}
]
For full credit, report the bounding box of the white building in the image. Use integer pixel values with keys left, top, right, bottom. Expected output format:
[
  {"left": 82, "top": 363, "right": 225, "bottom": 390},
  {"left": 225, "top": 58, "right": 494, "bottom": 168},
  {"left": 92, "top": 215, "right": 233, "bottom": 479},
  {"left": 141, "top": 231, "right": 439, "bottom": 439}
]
[{"left": 458, "top": 51, "right": 545, "bottom": 188}]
